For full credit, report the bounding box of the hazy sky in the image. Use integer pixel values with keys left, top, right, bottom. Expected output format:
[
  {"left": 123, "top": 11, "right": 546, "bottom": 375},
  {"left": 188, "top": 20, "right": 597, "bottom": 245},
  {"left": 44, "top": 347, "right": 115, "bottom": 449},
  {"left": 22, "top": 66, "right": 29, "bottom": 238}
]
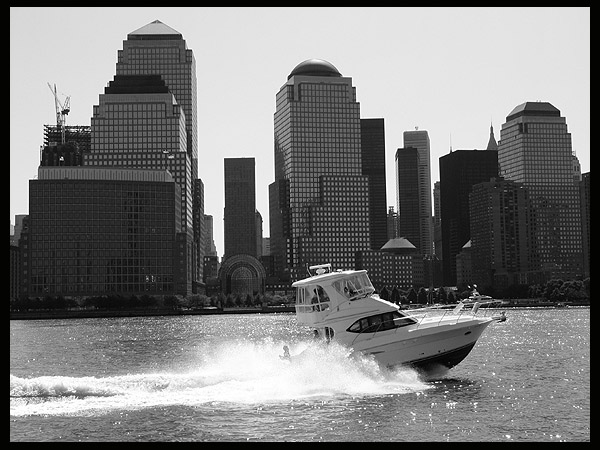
[{"left": 10, "top": 7, "right": 590, "bottom": 255}]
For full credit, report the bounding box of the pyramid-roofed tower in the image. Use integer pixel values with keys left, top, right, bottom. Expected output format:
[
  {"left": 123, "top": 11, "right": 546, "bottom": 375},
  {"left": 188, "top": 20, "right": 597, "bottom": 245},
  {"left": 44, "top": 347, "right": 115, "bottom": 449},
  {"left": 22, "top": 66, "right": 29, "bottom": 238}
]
[
  {"left": 128, "top": 20, "right": 182, "bottom": 39},
  {"left": 380, "top": 237, "right": 418, "bottom": 254}
]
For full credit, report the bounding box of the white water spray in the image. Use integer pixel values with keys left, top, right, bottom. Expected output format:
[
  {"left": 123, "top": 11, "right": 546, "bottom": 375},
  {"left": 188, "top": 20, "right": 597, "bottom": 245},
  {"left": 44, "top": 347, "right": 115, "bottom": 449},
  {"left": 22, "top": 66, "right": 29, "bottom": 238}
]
[{"left": 10, "top": 338, "right": 430, "bottom": 416}]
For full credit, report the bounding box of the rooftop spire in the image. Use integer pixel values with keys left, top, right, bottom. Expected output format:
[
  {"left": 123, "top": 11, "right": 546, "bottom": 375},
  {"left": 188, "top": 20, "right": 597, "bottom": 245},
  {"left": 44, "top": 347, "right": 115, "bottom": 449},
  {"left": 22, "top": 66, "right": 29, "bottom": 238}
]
[{"left": 487, "top": 122, "right": 498, "bottom": 151}]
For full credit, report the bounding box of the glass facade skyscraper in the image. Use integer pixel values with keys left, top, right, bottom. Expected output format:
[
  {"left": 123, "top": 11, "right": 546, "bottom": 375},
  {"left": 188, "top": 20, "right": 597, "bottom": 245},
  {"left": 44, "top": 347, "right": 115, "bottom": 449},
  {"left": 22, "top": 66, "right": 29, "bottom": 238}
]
[
  {"left": 361, "top": 118, "right": 388, "bottom": 251},
  {"left": 84, "top": 20, "right": 202, "bottom": 293},
  {"left": 395, "top": 146, "right": 421, "bottom": 251},
  {"left": 117, "top": 20, "right": 198, "bottom": 179},
  {"left": 402, "top": 130, "right": 433, "bottom": 258},
  {"left": 439, "top": 149, "right": 499, "bottom": 286},
  {"left": 498, "top": 101, "right": 583, "bottom": 281},
  {"left": 25, "top": 167, "right": 181, "bottom": 297},
  {"left": 269, "top": 59, "right": 370, "bottom": 281},
  {"left": 224, "top": 157, "right": 257, "bottom": 260},
  {"left": 469, "top": 177, "right": 531, "bottom": 290}
]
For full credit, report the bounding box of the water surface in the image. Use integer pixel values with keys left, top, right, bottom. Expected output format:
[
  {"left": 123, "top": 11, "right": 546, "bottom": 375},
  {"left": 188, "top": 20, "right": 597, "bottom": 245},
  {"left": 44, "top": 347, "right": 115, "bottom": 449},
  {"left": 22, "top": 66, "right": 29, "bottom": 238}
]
[{"left": 10, "top": 308, "right": 589, "bottom": 441}]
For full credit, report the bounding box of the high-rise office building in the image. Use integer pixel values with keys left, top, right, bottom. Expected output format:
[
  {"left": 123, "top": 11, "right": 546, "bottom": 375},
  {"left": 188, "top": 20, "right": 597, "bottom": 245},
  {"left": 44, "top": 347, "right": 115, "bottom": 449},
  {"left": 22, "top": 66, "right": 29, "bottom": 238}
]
[
  {"left": 10, "top": 214, "right": 27, "bottom": 246},
  {"left": 395, "top": 146, "right": 421, "bottom": 253},
  {"left": 117, "top": 20, "right": 198, "bottom": 177},
  {"left": 255, "top": 210, "right": 263, "bottom": 259},
  {"left": 498, "top": 101, "right": 583, "bottom": 281},
  {"left": 439, "top": 149, "right": 498, "bottom": 286},
  {"left": 269, "top": 59, "right": 370, "bottom": 281},
  {"left": 580, "top": 172, "right": 590, "bottom": 279},
  {"left": 572, "top": 153, "right": 582, "bottom": 183},
  {"left": 224, "top": 158, "right": 257, "bottom": 260},
  {"left": 403, "top": 129, "right": 433, "bottom": 257},
  {"left": 84, "top": 20, "right": 202, "bottom": 293},
  {"left": 361, "top": 118, "right": 387, "bottom": 251},
  {"left": 469, "top": 177, "right": 531, "bottom": 290},
  {"left": 221, "top": 157, "right": 266, "bottom": 295},
  {"left": 432, "top": 181, "right": 442, "bottom": 259},
  {"left": 486, "top": 123, "right": 498, "bottom": 151},
  {"left": 85, "top": 73, "right": 194, "bottom": 294},
  {"left": 203, "top": 214, "right": 217, "bottom": 257},
  {"left": 386, "top": 206, "right": 399, "bottom": 240},
  {"left": 25, "top": 167, "right": 182, "bottom": 297}
]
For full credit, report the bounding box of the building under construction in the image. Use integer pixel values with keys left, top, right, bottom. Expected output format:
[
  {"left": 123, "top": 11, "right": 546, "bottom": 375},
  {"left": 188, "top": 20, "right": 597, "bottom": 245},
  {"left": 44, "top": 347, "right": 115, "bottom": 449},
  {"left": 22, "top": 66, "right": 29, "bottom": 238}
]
[{"left": 40, "top": 124, "right": 91, "bottom": 167}]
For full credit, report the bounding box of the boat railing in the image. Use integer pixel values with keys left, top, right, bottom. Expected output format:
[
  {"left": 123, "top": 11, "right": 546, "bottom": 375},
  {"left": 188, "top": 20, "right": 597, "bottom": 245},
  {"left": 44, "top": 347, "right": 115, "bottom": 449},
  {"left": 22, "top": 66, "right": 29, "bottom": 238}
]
[
  {"left": 411, "top": 306, "right": 502, "bottom": 329},
  {"left": 350, "top": 307, "right": 505, "bottom": 344}
]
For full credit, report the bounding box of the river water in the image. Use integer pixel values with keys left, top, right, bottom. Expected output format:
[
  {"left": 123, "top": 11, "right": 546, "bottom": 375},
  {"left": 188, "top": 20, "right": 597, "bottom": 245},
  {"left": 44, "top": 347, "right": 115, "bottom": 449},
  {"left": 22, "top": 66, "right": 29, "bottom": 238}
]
[{"left": 10, "top": 307, "right": 589, "bottom": 442}]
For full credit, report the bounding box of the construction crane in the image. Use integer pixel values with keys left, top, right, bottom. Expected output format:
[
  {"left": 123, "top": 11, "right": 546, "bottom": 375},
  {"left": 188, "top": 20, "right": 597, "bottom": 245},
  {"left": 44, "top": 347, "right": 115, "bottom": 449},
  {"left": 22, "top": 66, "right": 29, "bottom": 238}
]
[{"left": 47, "top": 83, "right": 70, "bottom": 144}]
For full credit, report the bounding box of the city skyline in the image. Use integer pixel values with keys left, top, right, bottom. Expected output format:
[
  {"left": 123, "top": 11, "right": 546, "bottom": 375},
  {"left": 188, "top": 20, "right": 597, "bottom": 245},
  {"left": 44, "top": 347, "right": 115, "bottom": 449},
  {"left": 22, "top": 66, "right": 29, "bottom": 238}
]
[{"left": 10, "top": 7, "right": 590, "bottom": 256}]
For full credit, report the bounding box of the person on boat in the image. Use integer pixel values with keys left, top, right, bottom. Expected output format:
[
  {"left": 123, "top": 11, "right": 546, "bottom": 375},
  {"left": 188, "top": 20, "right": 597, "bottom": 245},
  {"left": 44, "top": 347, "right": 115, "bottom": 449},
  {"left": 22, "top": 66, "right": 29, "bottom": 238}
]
[
  {"left": 311, "top": 289, "right": 321, "bottom": 311},
  {"left": 280, "top": 345, "right": 291, "bottom": 361},
  {"left": 324, "top": 327, "right": 334, "bottom": 343}
]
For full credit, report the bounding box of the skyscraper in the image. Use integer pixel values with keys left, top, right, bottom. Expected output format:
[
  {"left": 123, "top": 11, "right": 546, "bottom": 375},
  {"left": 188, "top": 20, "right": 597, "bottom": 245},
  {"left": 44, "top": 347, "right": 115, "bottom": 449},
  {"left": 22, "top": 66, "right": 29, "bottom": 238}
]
[
  {"left": 85, "top": 20, "right": 202, "bottom": 293},
  {"left": 395, "top": 146, "right": 420, "bottom": 251},
  {"left": 26, "top": 167, "right": 182, "bottom": 297},
  {"left": 469, "top": 177, "right": 531, "bottom": 290},
  {"left": 498, "top": 101, "right": 583, "bottom": 281},
  {"left": 221, "top": 157, "right": 265, "bottom": 295},
  {"left": 361, "top": 118, "right": 388, "bottom": 251},
  {"left": 223, "top": 157, "right": 257, "bottom": 260},
  {"left": 580, "top": 172, "right": 590, "bottom": 279},
  {"left": 432, "top": 181, "right": 442, "bottom": 259},
  {"left": 439, "top": 149, "right": 498, "bottom": 286},
  {"left": 117, "top": 20, "right": 198, "bottom": 177},
  {"left": 402, "top": 129, "right": 433, "bottom": 257},
  {"left": 269, "top": 59, "right": 370, "bottom": 281},
  {"left": 486, "top": 123, "right": 498, "bottom": 151}
]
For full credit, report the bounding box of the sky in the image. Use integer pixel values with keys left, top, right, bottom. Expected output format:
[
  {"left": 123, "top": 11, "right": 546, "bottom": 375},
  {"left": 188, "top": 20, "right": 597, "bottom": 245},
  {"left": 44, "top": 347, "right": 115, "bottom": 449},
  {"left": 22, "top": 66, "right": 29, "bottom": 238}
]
[{"left": 10, "top": 7, "right": 590, "bottom": 256}]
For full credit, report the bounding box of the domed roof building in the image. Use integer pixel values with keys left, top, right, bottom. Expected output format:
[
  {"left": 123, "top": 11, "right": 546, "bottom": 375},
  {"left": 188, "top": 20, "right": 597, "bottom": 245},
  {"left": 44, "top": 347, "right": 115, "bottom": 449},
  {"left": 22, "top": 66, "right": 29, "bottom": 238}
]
[{"left": 288, "top": 59, "right": 342, "bottom": 79}]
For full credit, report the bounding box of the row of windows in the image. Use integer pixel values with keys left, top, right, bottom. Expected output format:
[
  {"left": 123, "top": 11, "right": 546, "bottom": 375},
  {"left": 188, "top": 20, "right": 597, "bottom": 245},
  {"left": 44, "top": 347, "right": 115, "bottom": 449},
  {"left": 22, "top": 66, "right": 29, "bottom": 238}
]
[
  {"left": 29, "top": 282, "right": 174, "bottom": 294},
  {"left": 127, "top": 47, "right": 181, "bottom": 55},
  {"left": 29, "top": 248, "right": 174, "bottom": 258},
  {"left": 30, "top": 236, "right": 174, "bottom": 245},
  {"left": 93, "top": 123, "right": 181, "bottom": 132},
  {"left": 93, "top": 125, "right": 184, "bottom": 134},
  {"left": 105, "top": 103, "right": 168, "bottom": 112},
  {"left": 29, "top": 264, "right": 174, "bottom": 274},
  {"left": 31, "top": 201, "right": 176, "bottom": 211},
  {"left": 86, "top": 152, "right": 185, "bottom": 160},
  {"left": 31, "top": 193, "right": 175, "bottom": 203},
  {"left": 84, "top": 158, "right": 180, "bottom": 167},
  {"left": 30, "top": 231, "right": 175, "bottom": 241}
]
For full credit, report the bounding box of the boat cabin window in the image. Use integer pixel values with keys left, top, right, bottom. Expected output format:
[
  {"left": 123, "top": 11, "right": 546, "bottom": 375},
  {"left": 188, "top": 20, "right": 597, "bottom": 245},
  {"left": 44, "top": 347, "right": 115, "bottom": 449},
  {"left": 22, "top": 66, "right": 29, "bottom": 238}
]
[
  {"left": 295, "top": 284, "right": 331, "bottom": 313},
  {"left": 346, "top": 311, "right": 417, "bottom": 334},
  {"left": 332, "top": 273, "right": 375, "bottom": 300}
]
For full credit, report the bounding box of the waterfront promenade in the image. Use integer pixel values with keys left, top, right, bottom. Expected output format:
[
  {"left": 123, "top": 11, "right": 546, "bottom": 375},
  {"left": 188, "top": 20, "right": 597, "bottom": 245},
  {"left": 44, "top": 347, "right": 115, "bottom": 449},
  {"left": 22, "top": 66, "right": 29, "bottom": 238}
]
[{"left": 9, "top": 300, "right": 589, "bottom": 321}]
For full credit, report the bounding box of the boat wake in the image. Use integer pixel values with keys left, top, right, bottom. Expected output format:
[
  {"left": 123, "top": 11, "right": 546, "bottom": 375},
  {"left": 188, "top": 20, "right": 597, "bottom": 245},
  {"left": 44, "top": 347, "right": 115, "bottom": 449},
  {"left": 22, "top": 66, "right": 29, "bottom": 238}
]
[{"left": 10, "top": 339, "right": 430, "bottom": 416}]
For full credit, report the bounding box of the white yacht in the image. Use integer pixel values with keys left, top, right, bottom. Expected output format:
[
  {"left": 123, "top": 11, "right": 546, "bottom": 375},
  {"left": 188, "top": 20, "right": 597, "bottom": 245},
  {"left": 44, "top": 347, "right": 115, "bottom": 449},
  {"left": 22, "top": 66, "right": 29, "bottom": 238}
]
[
  {"left": 463, "top": 285, "right": 503, "bottom": 307},
  {"left": 292, "top": 264, "right": 506, "bottom": 372}
]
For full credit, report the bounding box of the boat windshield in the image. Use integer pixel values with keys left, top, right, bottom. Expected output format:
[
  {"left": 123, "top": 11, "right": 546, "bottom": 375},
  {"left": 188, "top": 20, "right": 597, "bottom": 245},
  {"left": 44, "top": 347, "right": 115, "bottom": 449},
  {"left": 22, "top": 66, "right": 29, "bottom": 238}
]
[
  {"left": 332, "top": 273, "right": 375, "bottom": 300},
  {"left": 295, "top": 284, "right": 331, "bottom": 313}
]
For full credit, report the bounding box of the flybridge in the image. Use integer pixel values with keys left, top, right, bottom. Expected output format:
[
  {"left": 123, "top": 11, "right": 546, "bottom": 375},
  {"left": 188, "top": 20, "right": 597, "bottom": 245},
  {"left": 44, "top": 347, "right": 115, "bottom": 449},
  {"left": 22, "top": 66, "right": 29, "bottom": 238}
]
[{"left": 308, "top": 264, "right": 333, "bottom": 276}]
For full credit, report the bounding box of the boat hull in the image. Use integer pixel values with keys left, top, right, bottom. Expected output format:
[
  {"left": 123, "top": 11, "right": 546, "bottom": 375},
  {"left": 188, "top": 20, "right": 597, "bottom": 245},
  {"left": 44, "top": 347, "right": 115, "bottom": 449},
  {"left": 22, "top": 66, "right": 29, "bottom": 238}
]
[
  {"left": 347, "top": 318, "right": 492, "bottom": 372},
  {"left": 403, "top": 341, "right": 476, "bottom": 371}
]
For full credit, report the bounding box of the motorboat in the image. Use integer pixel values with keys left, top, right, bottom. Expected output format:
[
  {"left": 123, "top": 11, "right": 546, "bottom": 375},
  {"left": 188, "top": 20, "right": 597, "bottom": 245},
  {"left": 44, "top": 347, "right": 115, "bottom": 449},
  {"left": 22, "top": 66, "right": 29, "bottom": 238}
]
[
  {"left": 292, "top": 264, "right": 506, "bottom": 372},
  {"left": 462, "top": 285, "right": 503, "bottom": 308}
]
